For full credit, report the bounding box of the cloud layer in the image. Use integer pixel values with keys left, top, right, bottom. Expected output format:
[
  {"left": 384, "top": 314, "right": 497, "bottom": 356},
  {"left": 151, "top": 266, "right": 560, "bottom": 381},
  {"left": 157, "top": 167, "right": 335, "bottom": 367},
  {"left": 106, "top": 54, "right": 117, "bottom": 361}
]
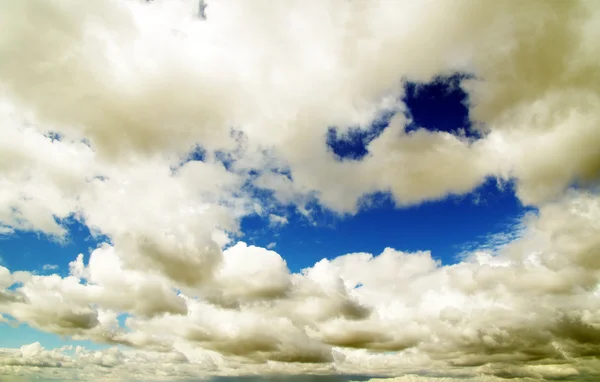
[{"left": 1, "top": 0, "right": 600, "bottom": 380}]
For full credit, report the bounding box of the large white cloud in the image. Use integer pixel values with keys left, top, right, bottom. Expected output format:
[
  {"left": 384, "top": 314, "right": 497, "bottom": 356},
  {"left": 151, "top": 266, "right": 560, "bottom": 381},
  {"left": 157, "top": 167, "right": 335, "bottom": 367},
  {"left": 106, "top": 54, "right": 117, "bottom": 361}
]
[
  {"left": 1, "top": 0, "right": 599, "bottom": 217},
  {"left": 1, "top": 0, "right": 600, "bottom": 380}
]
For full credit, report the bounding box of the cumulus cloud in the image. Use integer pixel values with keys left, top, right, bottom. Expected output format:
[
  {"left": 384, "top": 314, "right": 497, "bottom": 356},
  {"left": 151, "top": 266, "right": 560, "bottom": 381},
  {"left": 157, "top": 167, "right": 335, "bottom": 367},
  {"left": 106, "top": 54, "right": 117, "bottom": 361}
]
[
  {"left": 208, "top": 242, "right": 292, "bottom": 303},
  {"left": 2, "top": 191, "right": 600, "bottom": 379},
  {"left": 0, "top": 0, "right": 600, "bottom": 380},
  {"left": 1, "top": 0, "right": 598, "bottom": 215},
  {"left": 0, "top": 342, "right": 205, "bottom": 381}
]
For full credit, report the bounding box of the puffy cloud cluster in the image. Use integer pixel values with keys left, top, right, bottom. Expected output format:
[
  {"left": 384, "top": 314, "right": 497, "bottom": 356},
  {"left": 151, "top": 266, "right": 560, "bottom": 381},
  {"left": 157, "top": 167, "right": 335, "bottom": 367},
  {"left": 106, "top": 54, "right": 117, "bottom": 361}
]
[
  {"left": 1, "top": 0, "right": 600, "bottom": 380},
  {"left": 0, "top": 341, "right": 207, "bottom": 381},
  {"left": 2, "top": 0, "right": 599, "bottom": 215},
  {"left": 2, "top": 192, "right": 600, "bottom": 380}
]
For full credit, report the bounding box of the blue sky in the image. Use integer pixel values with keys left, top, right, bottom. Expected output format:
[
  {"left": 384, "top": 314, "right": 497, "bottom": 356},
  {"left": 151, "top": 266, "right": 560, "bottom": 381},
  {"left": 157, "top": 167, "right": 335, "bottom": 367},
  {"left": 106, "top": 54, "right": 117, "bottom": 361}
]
[{"left": 241, "top": 178, "right": 524, "bottom": 272}]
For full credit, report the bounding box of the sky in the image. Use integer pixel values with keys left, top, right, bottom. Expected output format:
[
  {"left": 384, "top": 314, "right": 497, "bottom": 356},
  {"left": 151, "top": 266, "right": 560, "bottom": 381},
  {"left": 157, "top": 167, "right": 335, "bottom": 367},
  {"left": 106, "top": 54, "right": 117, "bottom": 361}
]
[{"left": 0, "top": 0, "right": 599, "bottom": 381}]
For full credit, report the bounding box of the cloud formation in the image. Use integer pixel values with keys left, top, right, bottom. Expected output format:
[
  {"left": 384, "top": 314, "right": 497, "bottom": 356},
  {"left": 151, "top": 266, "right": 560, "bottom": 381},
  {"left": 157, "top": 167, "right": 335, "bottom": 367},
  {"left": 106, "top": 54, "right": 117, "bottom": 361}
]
[
  {"left": 1, "top": 0, "right": 600, "bottom": 380},
  {"left": 2, "top": 191, "right": 600, "bottom": 380}
]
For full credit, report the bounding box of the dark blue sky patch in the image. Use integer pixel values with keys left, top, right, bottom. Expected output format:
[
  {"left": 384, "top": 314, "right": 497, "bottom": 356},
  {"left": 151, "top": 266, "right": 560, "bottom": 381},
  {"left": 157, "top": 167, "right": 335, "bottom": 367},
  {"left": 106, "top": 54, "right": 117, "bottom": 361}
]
[
  {"left": 403, "top": 73, "right": 478, "bottom": 138},
  {"left": 215, "top": 150, "right": 235, "bottom": 171},
  {"left": 236, "top": 168, "right": 311, "bottom": 245},
  {"left": 245, "top": 169, "right": 295, "bottom": 205},
  {"left": 240, "top": 177, "right": 525, "bottom": 273},
  {"left": 326, "top": 110, "right": 395, "bottom": 161},
  {"left": 186, "top": 145, "right": 207, "bottom": 162},
  {"left": 212, "top": 129, "right": 248, "bottom": 171},
  {"left": 171, "top": 145, "right": 207, "bottom": 173},
  {"left": 234, "top": 180, "right": 291, "bottom": 244},
  {"left": 326, "top": 73, "right": 478, "bottom": 162}
]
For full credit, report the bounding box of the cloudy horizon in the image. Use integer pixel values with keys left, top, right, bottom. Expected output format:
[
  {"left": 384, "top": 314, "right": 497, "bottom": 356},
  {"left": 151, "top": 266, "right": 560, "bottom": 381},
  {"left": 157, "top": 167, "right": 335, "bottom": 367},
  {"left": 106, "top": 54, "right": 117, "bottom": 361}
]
[{"left": 1, "top": 0, "right": 600, "bottom": 381}]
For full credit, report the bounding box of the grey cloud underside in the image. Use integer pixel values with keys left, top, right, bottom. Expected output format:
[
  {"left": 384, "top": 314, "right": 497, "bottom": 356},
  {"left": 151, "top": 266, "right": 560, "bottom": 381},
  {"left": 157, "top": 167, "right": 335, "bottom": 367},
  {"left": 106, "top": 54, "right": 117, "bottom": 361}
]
[{"left": 1, "top": 0, "right": 600, "bottom": 380}]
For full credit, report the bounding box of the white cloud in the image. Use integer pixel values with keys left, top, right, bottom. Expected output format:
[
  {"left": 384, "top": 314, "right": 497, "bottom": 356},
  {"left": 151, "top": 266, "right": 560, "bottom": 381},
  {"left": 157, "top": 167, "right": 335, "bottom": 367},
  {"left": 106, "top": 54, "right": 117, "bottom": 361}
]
[
  {"left": 0, "top": 0, "right": 599, "bottom": 380},
  {"left": 1, "top": 0, "right": 596, "bottom": 217},
  {"left": 1, "top": 191, "right": 599, "bottom": 379},
  {"left": 268, "top": 214, "right": 288, "bottom": 227},
  {"left": 0, "top": 0, "right": 597, "bottom": 221},
  {"left": 0, "top": 342, "right": 209, "bottom": 381}
]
